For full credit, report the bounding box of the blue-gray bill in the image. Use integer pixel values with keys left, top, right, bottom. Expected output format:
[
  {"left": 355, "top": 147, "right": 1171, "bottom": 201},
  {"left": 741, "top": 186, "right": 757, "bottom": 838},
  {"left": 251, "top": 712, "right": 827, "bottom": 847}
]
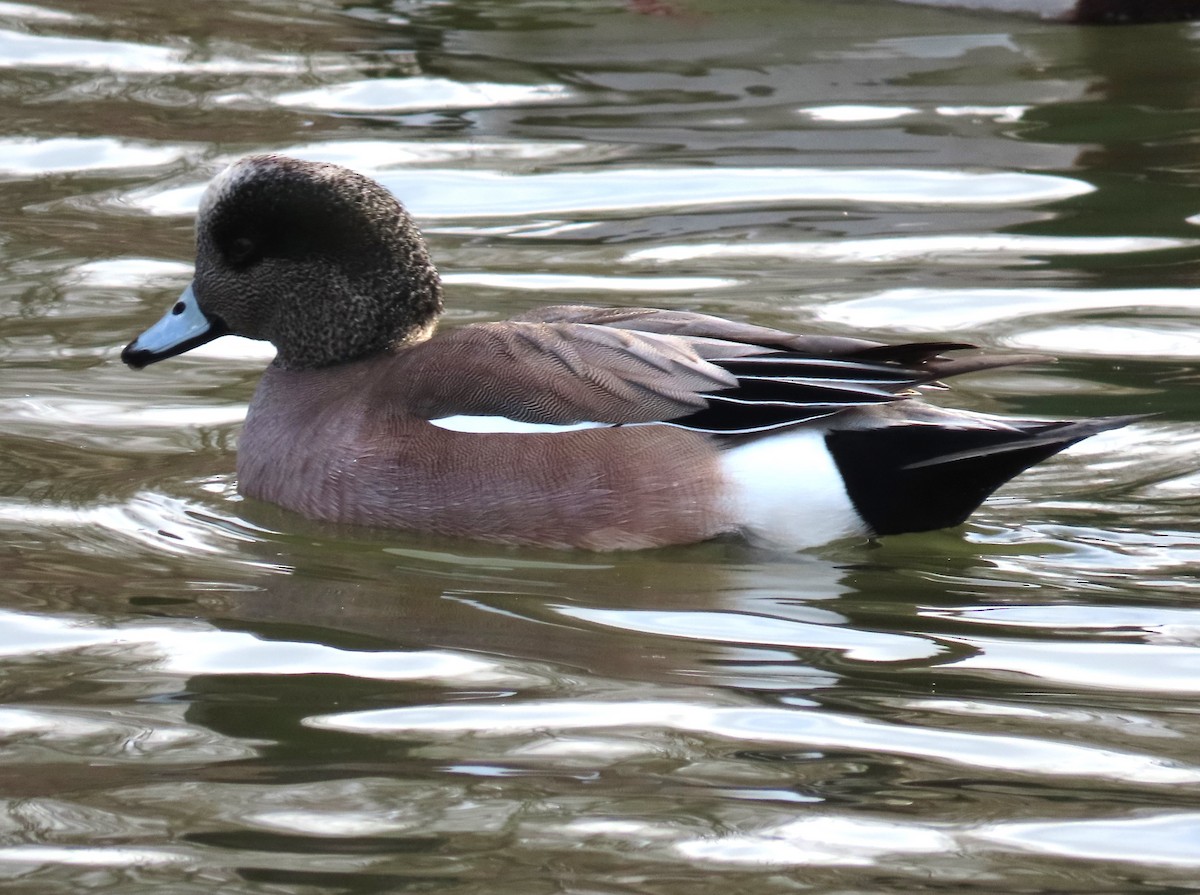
[{"left": 122, "top": 282, "right": 227, "bottom": 370}]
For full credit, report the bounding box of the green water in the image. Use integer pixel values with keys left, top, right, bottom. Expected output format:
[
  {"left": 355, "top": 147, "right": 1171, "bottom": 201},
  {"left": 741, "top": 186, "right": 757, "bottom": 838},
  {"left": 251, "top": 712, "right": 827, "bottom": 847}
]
[{"left": 2, "top": 1, "right": 1200, "bottom": 892}]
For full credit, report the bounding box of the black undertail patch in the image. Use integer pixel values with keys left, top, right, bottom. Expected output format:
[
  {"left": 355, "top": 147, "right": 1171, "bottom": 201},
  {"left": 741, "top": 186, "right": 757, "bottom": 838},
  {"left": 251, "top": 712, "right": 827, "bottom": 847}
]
[{"left": 824, "top": 418, "right": 1132, "bottom": 536}]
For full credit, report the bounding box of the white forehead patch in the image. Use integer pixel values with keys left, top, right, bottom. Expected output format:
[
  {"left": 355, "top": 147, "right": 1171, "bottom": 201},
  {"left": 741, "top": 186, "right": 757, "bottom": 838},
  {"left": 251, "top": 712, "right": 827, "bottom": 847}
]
[{"left": 198, "top": 158, "right": 259, "bottom": 221}]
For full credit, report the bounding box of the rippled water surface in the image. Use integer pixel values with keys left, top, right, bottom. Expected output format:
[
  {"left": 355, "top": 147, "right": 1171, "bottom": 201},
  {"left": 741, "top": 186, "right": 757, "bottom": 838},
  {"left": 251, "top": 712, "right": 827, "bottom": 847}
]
[{"left": 4, "top": 1, "right": 1200, "bottom": 891}]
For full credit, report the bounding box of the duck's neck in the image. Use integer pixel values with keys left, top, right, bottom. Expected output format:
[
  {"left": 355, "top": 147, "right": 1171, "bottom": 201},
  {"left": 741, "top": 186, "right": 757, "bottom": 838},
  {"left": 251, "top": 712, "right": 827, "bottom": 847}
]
[{"left": 269, "top": 292, "right": 442, "bottom": 371}]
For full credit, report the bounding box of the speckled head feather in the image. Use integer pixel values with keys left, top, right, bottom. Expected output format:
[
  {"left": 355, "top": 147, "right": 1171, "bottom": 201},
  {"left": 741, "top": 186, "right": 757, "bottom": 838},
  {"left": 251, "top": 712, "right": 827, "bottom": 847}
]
[{"left": 193, "top": 155, "right": 443, "bottom": 369}]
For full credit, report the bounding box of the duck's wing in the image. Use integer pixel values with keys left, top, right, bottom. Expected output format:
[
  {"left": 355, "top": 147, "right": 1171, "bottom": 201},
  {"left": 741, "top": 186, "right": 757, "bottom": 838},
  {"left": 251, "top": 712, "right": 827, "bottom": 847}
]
[
  {"left": 511, "top": 304, "right": 1046, "bottom": 380},
  {"left": 398, "top": 318, "right": 1016, "bottom": 432},
  {"left": 510, "top": 304, "right": 887, "bottom": 355},
  {"left": 401, "top": 320, "right": 734, "bottom": 425}
]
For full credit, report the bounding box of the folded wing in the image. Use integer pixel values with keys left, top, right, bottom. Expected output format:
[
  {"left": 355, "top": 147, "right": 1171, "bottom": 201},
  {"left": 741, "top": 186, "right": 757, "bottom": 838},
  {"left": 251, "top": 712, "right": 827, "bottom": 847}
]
[{"left": 399, "top": 306, "right": 1045, "bottom": 433}]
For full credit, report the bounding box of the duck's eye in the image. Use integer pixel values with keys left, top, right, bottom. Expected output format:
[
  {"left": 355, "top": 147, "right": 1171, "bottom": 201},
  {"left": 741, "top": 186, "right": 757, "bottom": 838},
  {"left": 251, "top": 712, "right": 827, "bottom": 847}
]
[{"left": 227, "top": 236, "right": 259, "bottom": 265}]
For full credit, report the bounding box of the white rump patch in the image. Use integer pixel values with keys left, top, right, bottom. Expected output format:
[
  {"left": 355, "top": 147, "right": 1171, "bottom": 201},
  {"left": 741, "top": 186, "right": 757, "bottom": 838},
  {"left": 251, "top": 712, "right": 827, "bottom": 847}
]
[
  {"left": 428, "top": 415, "right": 610, "bottom": 435},
  {"left": 720, "top": 428, "right": 867, "bottom": 550}
]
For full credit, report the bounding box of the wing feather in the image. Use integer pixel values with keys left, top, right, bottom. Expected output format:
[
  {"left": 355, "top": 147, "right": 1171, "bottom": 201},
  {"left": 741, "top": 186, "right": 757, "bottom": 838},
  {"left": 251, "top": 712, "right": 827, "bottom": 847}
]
[
  {"left": 394, "top": 307, "right": 1044, "bottom": 434},
  {"left": 401, "top": 321, "right": 734, "bottom": 425}
]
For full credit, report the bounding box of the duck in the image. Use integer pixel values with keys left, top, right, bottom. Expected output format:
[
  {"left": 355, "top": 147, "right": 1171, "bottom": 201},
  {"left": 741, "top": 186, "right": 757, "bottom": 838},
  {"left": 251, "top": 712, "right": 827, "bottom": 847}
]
[{"left": 122, "top": 154, "right": 1131, "bottom": 551}]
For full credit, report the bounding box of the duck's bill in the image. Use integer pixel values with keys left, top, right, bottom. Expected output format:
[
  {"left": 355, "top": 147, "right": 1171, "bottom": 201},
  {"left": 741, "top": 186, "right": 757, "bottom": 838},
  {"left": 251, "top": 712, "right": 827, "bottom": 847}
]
[{"left": 122, "top": 283, "right": 228, "bottom": 369}]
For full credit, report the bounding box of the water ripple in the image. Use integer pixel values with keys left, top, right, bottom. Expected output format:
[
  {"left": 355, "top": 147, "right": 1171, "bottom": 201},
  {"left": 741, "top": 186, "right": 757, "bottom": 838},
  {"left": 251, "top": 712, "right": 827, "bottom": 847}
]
[
  {"left": 310, "top": 699, "right": 1200, "bottom": 784},
  {"left": 817, "top": 287, "right": 1200, "bottom": 334},
  {"left": 442, "top": 271, "right": 736, "bottom": 292},
  {"left": 0, "top": 607, "right": 539, "bottom": 686},
  {"left": 975, "top": 813, "right": 1200, "bottom": 867},
  {"left": 273, "top": 78, "right": 569, "bottom": 113},
  {"left": 627, "top": 234, "right": 1194, "bottom": 265},
  {"left": 555, "top": 606, "right": 942, "bottom": 661},
  {"left": 127, "top": 166, "right": 1094, "bottom": 221},
  {"left": 676, "top": 815, "right": 955, "bottom": 867},
  {"left": 0, "top": 27, "right": 320, "bottom": 75},
  {"left": 0, "top": 137, "right": 186, "bottom": 176}
]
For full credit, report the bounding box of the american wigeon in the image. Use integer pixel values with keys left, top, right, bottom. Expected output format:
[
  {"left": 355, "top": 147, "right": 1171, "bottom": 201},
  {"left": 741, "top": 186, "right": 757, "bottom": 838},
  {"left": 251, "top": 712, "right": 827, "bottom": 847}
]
[{"left": 123, "top": 155, "right": 1131, "bottom": 551}]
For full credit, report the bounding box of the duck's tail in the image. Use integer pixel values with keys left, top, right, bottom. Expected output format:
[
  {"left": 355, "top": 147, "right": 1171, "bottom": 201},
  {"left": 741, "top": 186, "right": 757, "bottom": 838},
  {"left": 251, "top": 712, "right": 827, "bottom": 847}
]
[{"left": 823, "top": 413, "right": 1140, "bottom": 537}]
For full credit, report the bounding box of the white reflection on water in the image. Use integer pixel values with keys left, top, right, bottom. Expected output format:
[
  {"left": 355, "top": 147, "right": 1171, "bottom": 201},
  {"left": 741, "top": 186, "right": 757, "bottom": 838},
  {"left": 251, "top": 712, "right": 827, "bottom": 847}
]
[
  {"left": 0, "top": 27, "right": 180, "bottom": 72},
  {"left": 0, "top": 137, "right": 185, "bottom": 175},
  {"left": 0, "top": 397, "right": 248, "bottom": 429},
  {"left": 939, "top": 638, "right": 1200, "bottom": 694},
  {"left": 927, "top": 603, "right": 1200, "bottom": 632},
  {"left": 0, "top": 705, "right": 255, "bottom": 763},
  {"left": 595, "top": 808, "right": 1200, "bottom": 870},
  {"left": 0, "top": 839, "right": 378, "bottom": 879},
  {"left": 936, "top": 104, "right": 1027, "bottom": 122},
  {"left": 245, "top": 809, "right": 403, "bottom": 837},
  {"left": 895, "top": 696, "right": 1181, "bottom": 736},
  {"left": 0, "top": 27, "right": 328, "bottom": 75},
  {"left": 1008, "top": 323, "right": 1200, "bottom": 358},
  {"left": 974, "top": 813, "right": 1200, "bottom": 867},
  {"left": 278, "top": 138, "right": 602, "bottom": 168},
  {"left": 0, "top": 607, "right": 538, "bottom": 686},
  {"left": 274, "top": 78, "right": 569, "bottom": 113},
  {"left": 676, "top": 815, "right": 955, "bottom": 867},
  {"left": 442, "top": 272, "right": 737, "bottom": 291},
  {"left": 0, "top": 846, "right": 191, "bottom": 867},
  {"left": 627, "top": 235, "right": 1194, "bottom": 265},
  {"left": 554, "top": 606, "right": 942, "bottom": 662},
  {"left": 0, "top": 493, "right": 264, "bottom": 560},
  {"left": 309, "top": 699, "right": 1200, "bottom": 784},
  {"left": 801, "top": 104, "right": 919, "bottom": 122},
  {"left": 818, "top": 287, "right": 1200, "bottom": 333},
  {"left": 0, "top": 2, "right": 73, "bottom": 22},
  {"left": 67, "top": 259, "right": 192, "bottom": 287},
  {"left": 128, "top": 166, "right": 1094, "bottom": 220}
]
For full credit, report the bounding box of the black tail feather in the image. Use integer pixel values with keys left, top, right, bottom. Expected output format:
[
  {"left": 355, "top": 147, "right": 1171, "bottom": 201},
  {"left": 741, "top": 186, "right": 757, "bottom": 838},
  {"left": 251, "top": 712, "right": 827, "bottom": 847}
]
[{"left": 825, "top": 416, "right": 1136, "bottom": 536}]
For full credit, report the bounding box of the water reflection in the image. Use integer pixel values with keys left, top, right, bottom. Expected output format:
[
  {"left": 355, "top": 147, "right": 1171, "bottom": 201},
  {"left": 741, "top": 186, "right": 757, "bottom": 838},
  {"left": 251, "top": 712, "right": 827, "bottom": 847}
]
[{"left": 124, "top": 164, "right": 1097, "bottom": 220}]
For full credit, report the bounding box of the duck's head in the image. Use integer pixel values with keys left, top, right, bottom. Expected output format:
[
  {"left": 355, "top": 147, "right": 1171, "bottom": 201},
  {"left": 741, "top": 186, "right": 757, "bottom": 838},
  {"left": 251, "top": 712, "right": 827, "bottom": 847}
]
[{"left": 122, "top": 155, "right": 443, "bottom": 371}]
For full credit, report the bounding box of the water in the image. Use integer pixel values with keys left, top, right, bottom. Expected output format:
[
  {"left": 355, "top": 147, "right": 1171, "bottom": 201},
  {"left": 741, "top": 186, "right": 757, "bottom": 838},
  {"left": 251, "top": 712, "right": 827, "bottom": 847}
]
[{"left": 3, "top": 0, "right": 1200, "bottom": 891}]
